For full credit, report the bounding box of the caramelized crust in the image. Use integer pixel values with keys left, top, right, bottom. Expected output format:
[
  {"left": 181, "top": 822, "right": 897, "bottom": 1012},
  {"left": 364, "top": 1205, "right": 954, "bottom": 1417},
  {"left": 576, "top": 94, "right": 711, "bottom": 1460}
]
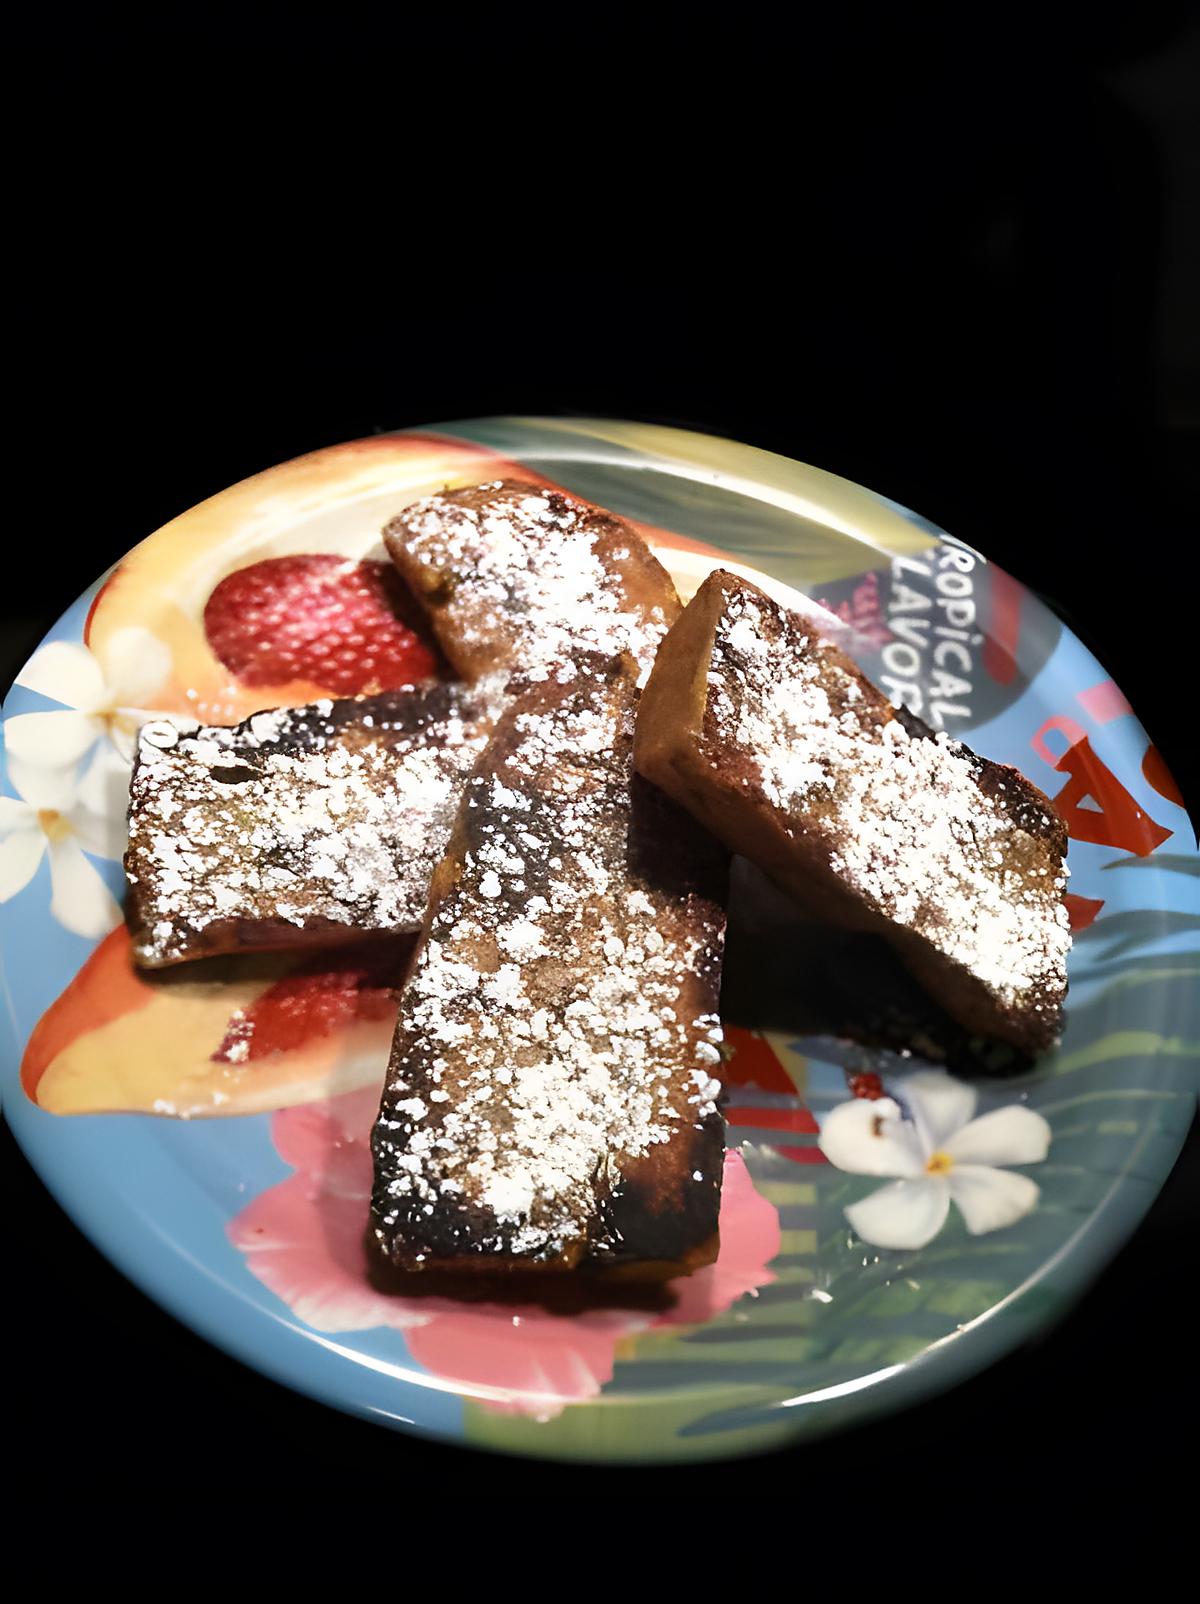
[
  {"left": 125, "top": 685, "right": 496, "bottom": 967},
  {"left": 371, "top": 654, "right": 727, "bottom": 1278},
  {"left": 383, "top": 479, "right": 681, "bottom": 683},
  {"left": 635, "top": 571, "right": 1070, "bottom": 1051}
]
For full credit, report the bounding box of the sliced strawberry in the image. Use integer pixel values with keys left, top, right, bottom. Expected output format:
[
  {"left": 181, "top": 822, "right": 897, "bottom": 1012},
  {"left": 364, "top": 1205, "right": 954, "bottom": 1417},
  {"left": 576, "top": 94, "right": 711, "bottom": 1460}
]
[
  {"left": 212, "top": 937, "right": 414, "bottom": 1064},
  {"left": 203, "top": 555, "right": 442, "bottom": 695}
]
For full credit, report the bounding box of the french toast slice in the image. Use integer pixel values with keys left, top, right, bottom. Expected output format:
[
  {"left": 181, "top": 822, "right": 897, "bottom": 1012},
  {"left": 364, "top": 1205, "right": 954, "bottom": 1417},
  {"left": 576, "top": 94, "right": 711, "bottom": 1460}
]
[
  {"left": 125, "top": 684, "right": 496, "bottom": 967},
  {"left": 383, "top": 479, "right": 681, "bottom": 683},
  {"left": 635, "top": 570, "right": 1070, "bottom": 1052},
  {"left": 370, "top": 654, "right": 728, "bottom": 1279}
]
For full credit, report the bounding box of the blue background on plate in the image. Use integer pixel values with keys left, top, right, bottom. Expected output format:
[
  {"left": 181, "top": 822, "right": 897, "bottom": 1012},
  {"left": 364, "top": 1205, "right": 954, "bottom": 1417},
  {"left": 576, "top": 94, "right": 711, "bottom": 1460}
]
[
  {"left": 0, "top": 584, "right": 465, "bottom": 1444},
  {"left": 2, "top": 431, "right": 1196, "bottom": 1462}
]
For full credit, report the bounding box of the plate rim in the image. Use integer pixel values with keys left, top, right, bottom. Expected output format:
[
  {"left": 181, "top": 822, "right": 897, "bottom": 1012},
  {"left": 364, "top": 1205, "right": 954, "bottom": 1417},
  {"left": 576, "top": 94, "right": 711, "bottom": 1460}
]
[{"left": 3, "top": 417, "right": 1195, "bottom": 1462}]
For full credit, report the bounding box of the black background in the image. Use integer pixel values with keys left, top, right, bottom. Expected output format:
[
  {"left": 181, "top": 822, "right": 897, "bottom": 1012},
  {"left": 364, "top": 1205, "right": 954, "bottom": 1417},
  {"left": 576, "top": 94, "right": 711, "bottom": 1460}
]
[{"left": 8, "top": 2, "right": 1197, "bottom": 1510}]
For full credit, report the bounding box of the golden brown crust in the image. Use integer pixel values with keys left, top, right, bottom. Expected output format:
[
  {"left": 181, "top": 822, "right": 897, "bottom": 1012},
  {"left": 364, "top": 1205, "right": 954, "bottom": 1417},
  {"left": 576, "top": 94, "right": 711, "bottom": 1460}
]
[
  {"left": 371, "top": 654, "right": 727, "bottom": 1279},
  {"left": 636, "top": 570, "right": 1070, "bottom": 1052},
  {"left": 383, "top": 479, "right": 681, "bottom": 683}
]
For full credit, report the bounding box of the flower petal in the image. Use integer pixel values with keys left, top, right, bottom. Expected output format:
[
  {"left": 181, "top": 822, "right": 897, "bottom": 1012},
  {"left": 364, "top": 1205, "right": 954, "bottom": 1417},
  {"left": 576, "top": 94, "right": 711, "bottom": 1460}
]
[
  {"left": 818, "top": 1096, "right": 925, "bottom": 1177},
  {"left": 948, "top": 1164, "right": 1040, "bottom": 1235},
  {"left": 230, "top": 1170, "right": 431, "bottom": 1333},
  {"left": 404, "top": 1307, "right": 622, "bottom": 1416},
  {"left": 0, "top": 828, "right": 46, "bottom": 902},
  {"left": 3, "top": 709, "right": 102, "bottom": 770},
  {"left": 0, "top": 796, "right": 38, "bottom": 834},
  {"left": 270, "top": 1087, "right": 381, "bottom": 1186},
  {"left": 658, "top": 1150, "right": 782, "bottom": 1326},
  {"left": 899, "top": 1070, "right": 978, "bottom": 1153},
  {"left": 70, "top": 746, "right": 131, "bottom": 861},
  {"left": 100, "top": 628, "right": 173, "bottom": 708},
  {"left": 46, "top": 839, "right": 122, "bottom": 939},
  {"left": 106, "top": 710, "right": 159, "bottom": 762},
  {"left": 15, "top": 642, "right": 107, "bottom": 712},
  {"left": 3, "top": 755, "right": 81, "bottom": 811},
  {"left": 845, "top": 1177, "right": 951, "bottom": 1250},
  {"left": 944, "top": 1104, "right": 1052, "bottom": 1167}
]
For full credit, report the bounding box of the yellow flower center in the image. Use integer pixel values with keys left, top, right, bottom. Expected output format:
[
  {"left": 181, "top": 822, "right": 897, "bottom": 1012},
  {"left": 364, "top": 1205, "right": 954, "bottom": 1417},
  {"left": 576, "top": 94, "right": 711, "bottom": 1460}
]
[
  {"left": 37, "top": 809, "right": 73, "bottom": 844},
  {"left": 925, "top": 1150, "right": 955, "bottom": 1177},
  {"left": 101, "top": 706, "right": 140, "bottom": 733}
]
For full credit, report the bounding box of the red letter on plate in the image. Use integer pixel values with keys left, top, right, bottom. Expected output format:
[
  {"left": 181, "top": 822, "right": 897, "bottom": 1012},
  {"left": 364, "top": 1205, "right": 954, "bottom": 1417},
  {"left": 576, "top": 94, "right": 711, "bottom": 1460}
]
[{"left": 1033, "top": 723, "right": 1173, "bottom": 856}]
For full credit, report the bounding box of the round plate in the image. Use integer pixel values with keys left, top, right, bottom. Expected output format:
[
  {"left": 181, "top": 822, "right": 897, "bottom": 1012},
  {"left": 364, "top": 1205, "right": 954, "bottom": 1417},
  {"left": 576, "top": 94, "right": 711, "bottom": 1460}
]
[{"left": 3, "top": 419, "right": 1195, "bottom": 1462}]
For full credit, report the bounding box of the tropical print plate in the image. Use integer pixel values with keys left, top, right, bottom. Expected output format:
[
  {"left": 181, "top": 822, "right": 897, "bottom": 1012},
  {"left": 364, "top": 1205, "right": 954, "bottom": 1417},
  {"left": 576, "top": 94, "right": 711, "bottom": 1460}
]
[{"left": 2, "top": 419, "right": 1195, "bottom": 1462}]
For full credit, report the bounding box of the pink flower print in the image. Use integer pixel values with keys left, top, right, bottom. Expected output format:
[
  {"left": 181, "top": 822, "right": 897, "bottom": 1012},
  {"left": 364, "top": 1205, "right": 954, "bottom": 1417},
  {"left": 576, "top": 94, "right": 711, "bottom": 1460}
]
[{"left": 230, "top": 1089, "right": 781, "bottom": 1415}]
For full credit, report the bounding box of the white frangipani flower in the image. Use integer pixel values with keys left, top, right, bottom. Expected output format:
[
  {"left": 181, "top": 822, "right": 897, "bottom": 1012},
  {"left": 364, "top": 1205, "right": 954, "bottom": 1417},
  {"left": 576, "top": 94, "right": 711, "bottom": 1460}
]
[
  {"left": 818, "top": 1070, "right": 1051, "bottom": 1250},
  {"left": 5, "top": 628, "right": 172, "bottom": 768},
  {"left": 0, "top": 746, "right": 127, "bottom": 938}
]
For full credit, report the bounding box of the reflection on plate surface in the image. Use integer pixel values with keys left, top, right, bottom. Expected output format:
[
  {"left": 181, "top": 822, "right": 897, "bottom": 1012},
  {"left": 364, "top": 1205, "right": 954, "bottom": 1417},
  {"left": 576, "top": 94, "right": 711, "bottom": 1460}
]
[{"left": 2, "top": 419, "right": 1195, "bottom": 1461}]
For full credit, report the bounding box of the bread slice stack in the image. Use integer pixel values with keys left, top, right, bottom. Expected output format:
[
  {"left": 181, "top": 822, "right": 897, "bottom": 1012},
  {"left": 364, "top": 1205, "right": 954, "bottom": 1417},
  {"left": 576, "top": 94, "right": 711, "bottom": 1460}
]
[{"left": 125, "top": 481, "right": 1070, "bottom": 1283}]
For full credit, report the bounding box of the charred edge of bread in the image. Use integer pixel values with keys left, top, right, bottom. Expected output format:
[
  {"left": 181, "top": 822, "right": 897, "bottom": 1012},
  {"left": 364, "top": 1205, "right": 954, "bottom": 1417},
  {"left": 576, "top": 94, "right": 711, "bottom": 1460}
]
[
  {"left": 124, "top": 682, "right": 493, "bottom": 968},
  {"left": 371, "top": 653, "right": 727, "bottom": 1279},
  {"left": 635, "top": 570, "right": 1068, "bottom": 1053}
]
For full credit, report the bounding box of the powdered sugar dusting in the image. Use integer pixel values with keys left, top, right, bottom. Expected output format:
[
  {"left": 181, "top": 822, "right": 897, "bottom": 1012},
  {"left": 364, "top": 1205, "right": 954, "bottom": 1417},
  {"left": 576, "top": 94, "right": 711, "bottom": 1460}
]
[
  {"left": 706, "top": 585, "right": 1070, "bottom": 1012},
  {"left": 386, "top": 481, "right": 676, "bottom": 684},
  {"left": 126, "top": 686, "right": 494, "bottom": 965},
  {"left": 373, "top": 662, "right": 725, "bottom": 1265}
]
